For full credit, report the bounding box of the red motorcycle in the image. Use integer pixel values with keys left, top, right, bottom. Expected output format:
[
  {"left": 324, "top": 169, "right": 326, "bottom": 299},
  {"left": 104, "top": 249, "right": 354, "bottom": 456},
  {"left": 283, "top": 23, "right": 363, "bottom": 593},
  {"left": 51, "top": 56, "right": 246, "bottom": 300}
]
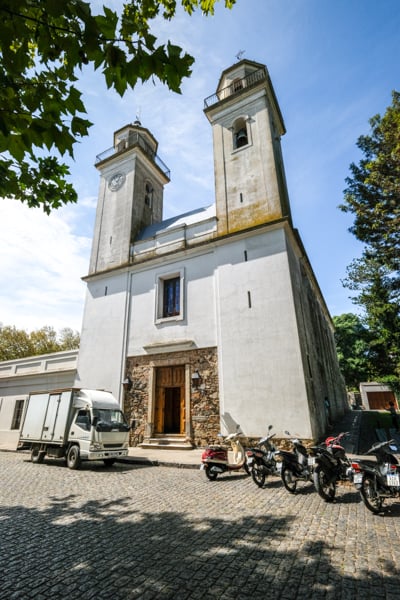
[
  {"left": 311, "top": 432, "right": 351, "bottom": 502},
  {"left": 200, "top": 433, "right": 248, "bottom": 480}
]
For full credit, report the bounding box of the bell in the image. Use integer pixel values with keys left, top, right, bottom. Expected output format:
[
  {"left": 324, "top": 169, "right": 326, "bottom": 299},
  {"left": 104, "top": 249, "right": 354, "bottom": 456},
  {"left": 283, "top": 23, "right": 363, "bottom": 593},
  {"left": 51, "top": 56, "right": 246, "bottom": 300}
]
[{"left": 236, "top": 129, "right": 248, "bottom": 147}]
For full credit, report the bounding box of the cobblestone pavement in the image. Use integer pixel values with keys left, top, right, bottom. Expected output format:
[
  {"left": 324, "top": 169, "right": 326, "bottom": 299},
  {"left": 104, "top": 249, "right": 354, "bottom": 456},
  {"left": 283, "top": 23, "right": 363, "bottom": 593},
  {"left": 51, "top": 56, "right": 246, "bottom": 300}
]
[{"left": 1, "top": 452, "right": 400, "bottom": 600}]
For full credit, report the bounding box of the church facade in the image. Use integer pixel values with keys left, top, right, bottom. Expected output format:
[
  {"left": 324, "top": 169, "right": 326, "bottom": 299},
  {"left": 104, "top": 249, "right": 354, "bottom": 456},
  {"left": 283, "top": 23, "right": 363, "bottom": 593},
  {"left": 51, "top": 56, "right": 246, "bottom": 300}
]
[{"left": 75, "top": 59, "right": 348, "bottom": 447}]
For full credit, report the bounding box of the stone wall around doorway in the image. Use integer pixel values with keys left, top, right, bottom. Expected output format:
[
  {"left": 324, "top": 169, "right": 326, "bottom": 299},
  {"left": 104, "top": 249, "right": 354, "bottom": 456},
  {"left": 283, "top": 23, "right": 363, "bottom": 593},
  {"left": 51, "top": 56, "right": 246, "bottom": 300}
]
[{"left": 124, "top": 347, "right": 219, "bottom": 447}]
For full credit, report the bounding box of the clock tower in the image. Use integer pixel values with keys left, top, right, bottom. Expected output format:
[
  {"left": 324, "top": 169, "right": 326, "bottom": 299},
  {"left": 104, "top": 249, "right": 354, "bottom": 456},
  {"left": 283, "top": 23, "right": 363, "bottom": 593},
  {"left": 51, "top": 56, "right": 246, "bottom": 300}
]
[{"left": 88, "top": 121, "right": 170, "bottom": 275}]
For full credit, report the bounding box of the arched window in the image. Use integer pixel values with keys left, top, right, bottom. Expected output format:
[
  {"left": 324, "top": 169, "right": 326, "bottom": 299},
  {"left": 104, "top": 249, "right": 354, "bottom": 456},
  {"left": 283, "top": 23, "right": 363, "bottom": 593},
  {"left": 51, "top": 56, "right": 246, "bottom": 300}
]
[
  {"left": 145, "top": 181, "right": 153, "bottom": 207},
  {"left": 233, "top": 117, "right": 248, "bottom": 150}
]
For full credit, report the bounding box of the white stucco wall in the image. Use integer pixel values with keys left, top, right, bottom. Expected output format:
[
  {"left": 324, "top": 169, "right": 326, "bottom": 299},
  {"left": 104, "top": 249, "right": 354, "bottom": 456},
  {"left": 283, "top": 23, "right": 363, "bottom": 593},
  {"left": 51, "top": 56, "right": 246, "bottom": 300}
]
[
  {"left": 124, "top": 225, "right": 311, "bottom": 438},
  {"left": 214, "top": 228, "right": 310, "bottom": 438},
  {"left": 127, "top": 251, "right": 217, "bottom": 355},
  {"left": 75, "top": 272, "right": 129, "bottom": 402}
]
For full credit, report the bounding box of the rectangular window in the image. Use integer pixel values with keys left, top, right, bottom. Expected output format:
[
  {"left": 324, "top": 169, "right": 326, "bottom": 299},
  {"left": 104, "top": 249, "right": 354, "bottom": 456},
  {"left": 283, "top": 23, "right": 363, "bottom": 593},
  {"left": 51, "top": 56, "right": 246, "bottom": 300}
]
[
  {"left": 11, "top": 399, "right": 25, "bottom": 430},
  {"left": 155, "top": 269, "right": 184, "bottom": 323},
  {"left": 163, "top": 276, "right": 180, "bottom": 318}
]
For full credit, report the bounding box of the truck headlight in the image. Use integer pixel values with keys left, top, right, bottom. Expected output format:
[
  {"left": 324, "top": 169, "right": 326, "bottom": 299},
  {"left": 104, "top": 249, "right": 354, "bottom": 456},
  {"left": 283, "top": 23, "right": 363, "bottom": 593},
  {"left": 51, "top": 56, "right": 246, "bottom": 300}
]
[{"left": 90, "top": 443, "right": 103, "bottom": 451}]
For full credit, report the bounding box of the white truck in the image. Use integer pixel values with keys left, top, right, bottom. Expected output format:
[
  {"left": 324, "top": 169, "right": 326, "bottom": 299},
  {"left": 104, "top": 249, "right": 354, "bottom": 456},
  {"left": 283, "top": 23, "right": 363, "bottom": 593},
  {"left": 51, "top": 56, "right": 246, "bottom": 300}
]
[{"left": 19, "top": 388, "right": 130, "bottom": 469}]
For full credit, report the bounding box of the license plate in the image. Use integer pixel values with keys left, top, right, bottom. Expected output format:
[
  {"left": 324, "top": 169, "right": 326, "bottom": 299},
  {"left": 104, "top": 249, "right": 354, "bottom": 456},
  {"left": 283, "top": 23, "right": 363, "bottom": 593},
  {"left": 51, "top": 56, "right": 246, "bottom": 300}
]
[
  {"left": 308, "top": 457, "right": 315, "bottom": 466},
  {"left": 387, "top": 474, "right": 400, "bottom": 487},
  {"left": 353, "top": 473, "right": 363, "bottom": 484}
]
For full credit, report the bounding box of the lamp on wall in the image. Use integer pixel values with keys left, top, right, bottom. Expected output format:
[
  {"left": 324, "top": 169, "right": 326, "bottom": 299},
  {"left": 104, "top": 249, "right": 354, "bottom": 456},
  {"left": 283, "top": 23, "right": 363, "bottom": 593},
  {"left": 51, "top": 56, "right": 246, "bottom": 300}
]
[
  {"left": 191, "top": 370, "right": 201, "bottom": 388},
  {"left": 122, "top": 376, "right": 133, "bottom": 392}
]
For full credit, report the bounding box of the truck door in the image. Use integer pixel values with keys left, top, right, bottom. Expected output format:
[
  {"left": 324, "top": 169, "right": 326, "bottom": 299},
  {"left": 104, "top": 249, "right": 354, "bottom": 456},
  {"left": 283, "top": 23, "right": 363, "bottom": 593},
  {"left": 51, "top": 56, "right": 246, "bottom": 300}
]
[{"left": 42, "top": 394, "right": 62, "bottom": 441}]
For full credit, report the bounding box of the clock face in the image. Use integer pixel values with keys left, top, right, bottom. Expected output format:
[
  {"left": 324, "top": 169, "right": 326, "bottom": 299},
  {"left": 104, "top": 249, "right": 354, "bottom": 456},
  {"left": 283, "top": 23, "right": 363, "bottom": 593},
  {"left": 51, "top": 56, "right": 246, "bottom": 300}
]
[{"left": 108, "top": 171, "right": 126, "bottom": 191}]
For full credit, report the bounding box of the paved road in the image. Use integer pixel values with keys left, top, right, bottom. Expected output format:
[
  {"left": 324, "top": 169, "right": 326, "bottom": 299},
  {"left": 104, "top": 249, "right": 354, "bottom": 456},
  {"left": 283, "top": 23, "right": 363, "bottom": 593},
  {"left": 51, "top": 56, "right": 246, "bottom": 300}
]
[{"left": 1, "top": 452, "right": 400, "bottom": 600}]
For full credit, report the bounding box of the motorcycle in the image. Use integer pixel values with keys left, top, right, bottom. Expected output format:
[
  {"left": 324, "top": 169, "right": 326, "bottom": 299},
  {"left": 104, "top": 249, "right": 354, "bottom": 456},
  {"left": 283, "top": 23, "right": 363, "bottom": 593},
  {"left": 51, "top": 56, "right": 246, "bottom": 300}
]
[
  {"left": 311, "top": 432, "right": 350, "bottom": 502},
  {"left": 349, "top": 439, "right": 400, "bottom": 514},
  {"left": 200, "top": 432, "right": 247, "bottom": 480},
  {"left": 275, "top": 431, "right": 314, "bottom": 493},
  {"left": 247, "top": 425, "right": 279, "bottom": 488}
]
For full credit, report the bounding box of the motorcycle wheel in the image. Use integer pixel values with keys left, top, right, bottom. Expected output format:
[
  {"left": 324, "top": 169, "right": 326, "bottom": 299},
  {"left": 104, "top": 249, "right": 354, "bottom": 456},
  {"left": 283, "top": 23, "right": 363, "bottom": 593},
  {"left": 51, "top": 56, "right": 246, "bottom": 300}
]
[
  {"left": 252, "top": 464, "right": 266, "bottom": 488},
  {"left": 360, "top": 475, "right": 383, "bottom": 514},
  {"left": 313, "top": 465, "right": 336, "bottom": 502},
  {"left": 205, "top": 465, "right": 218, "bottom": 481},
  {"left": 281, "top": 467, "right": 297, "bottom": 493}
]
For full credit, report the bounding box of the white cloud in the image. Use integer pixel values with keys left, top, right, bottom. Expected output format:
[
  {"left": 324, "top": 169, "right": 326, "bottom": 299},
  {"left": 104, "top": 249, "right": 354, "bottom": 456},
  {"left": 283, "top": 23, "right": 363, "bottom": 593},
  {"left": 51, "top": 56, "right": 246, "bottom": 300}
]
[{"left": 0, "top": 199, "right": 91, "bottom": 332}]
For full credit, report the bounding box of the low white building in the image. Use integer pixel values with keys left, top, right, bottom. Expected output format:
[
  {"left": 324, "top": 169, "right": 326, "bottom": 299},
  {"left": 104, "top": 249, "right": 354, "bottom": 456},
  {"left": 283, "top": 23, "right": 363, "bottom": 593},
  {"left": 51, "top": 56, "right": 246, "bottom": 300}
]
[
  {"left": 0, "top": 350, "right": 78, "bottom": 450},
  {"left": 75, "top": 59, "right": 348, "bottom": 446}
]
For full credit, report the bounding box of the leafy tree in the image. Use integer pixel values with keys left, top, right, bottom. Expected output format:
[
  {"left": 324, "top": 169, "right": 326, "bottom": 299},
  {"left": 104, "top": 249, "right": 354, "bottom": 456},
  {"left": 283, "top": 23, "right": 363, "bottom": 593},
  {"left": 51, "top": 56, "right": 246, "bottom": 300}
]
[
  {"left": 343, "top": 259, "right": 399, "bottom": 379},
  {"left": 340, "top": 90, "right": 400, "bottom": 272},
  {"left": 333, "top": 313, "right": 372, "bottom": 390},
  {"left": 0, "top": 0, "right": 235, "bottom": 213},
  {"left": 0, "top": 324, "right": 80, "bottom": 361},
  {"left": 339, "top": 91, "right": 400, "bottom": 387},
  {"left": 0, "top": 326, "right": 34, "bottom": 361}
]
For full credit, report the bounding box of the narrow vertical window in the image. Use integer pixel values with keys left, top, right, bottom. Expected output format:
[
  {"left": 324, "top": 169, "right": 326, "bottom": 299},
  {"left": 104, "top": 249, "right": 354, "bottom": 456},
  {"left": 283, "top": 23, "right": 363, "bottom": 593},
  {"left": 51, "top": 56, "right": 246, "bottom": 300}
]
[
  {"left": 247, "top": 291, "right": 252, "bottom": 308},
  {"left": 145, "top": 181, "right": 153, "bottom": 207},
  {"left": 11, "top": 400, "right": 25, "bottom": 430},
  {"left": 163, "top": 277, "right": 180, "bottom": 318}
]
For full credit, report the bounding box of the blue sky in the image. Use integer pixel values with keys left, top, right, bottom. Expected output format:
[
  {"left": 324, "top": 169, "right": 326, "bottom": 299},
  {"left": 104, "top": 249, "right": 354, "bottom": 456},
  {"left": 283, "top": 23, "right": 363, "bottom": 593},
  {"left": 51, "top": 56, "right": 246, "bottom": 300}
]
[{"left": 1, "top": 0, "right": 399, "bottom": 333}]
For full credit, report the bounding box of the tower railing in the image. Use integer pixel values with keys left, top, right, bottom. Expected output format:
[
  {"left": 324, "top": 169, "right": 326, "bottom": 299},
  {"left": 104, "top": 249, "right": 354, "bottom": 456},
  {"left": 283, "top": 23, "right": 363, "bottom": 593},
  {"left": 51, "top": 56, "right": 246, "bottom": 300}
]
[
  {"left": 204, "top": 67, "right": 266, "bottom": 109},
  {"left": 95, "top": 131, "right": 170, "bottom": 179}
]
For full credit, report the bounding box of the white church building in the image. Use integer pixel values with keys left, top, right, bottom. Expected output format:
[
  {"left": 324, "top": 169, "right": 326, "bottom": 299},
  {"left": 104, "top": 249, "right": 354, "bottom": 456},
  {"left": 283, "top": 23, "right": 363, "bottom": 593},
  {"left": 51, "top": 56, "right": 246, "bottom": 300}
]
[
  {"left": 75, "top": 59, "right": 347, "bottom": 447},
  {"left": 0, "top": 59, "right": 347, "bottom": 450}
]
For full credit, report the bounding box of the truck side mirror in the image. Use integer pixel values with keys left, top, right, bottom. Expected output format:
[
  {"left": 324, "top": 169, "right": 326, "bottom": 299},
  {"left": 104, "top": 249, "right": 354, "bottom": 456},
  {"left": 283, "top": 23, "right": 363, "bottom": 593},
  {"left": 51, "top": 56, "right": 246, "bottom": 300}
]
[{"left": 92, "top": 416, "right": 98, "bottom": 427}]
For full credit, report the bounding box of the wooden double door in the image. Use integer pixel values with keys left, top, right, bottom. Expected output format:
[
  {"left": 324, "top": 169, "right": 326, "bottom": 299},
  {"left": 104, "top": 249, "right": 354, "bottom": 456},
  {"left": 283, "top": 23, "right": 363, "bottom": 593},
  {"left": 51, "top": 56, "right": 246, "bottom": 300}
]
[{"left": 154, "top": 366, "right": 185, "bottom": 434}]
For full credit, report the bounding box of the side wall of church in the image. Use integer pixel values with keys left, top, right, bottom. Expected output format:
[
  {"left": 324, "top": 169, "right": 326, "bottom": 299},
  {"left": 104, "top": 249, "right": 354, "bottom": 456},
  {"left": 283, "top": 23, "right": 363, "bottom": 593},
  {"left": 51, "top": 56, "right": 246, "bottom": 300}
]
[{"left": 285, "top": 235, "right": 348, "bottom": 439}]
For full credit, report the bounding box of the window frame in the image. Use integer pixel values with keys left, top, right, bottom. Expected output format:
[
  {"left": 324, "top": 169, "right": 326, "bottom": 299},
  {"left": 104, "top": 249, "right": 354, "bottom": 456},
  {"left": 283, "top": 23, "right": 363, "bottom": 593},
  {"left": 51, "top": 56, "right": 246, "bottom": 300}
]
[
  {"left": 155, "top": 269, "right": 185, "bottom": 324},
  {"left": 11, "top": 399, "right": 25, "bottom": 430}
]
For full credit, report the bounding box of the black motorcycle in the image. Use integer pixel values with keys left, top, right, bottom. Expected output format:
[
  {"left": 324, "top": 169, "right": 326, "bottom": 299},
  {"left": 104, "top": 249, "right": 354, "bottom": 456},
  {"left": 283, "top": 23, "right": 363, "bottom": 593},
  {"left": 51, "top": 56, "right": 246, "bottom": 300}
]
[
  {"left": 276, "top": 431, "right": 314, "bottom": 493},
  {"left": 247, "top": 425, "right": 279, "bottom": 488},
  {"left": 311, "top": 432, "right": 350, "bottom": 502},
  {"left": 349, "top": 439, "right": 400, "bottom": 514}
]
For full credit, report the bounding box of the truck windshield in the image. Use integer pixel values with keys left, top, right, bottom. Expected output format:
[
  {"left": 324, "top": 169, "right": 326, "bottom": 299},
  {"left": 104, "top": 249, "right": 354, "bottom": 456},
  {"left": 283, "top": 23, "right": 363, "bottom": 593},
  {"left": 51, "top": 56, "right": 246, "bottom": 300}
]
[{"left": 92, "top": 409, "right": 129, "bottom": 432}]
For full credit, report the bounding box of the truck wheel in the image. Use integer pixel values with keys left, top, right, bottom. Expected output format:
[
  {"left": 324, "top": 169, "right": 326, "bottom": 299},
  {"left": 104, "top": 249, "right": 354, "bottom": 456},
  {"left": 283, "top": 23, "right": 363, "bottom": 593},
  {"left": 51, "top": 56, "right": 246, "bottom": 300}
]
[
  {"left": 66, "top": 445, "right": 81, "bottom": 470},
  {"left": 31, "top": 447, "right": 45, "bottom": 464}
]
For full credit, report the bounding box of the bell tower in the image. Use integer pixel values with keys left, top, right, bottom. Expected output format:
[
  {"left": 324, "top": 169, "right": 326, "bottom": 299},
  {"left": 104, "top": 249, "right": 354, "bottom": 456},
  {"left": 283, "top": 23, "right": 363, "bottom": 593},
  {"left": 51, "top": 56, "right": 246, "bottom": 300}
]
[
  {"left": 204, "top": 59, "right": 291, "bottom": 236},
  {"left": 88, "top": 121, "right": 170, "bottom": 275}
]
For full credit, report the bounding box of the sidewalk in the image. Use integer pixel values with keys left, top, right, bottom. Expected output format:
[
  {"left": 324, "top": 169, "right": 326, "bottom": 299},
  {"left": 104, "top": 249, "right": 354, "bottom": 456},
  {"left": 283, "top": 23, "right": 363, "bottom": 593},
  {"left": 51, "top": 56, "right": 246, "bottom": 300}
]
[
  {"left": 122, "top": 445, "right": 203, "bottom": 469},
  {"left": 120, "top": 409, "right": 365, "bottom": 469}
]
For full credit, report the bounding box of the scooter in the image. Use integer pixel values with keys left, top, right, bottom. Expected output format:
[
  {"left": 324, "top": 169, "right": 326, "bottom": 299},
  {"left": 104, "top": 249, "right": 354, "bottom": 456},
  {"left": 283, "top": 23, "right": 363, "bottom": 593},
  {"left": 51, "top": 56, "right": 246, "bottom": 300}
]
[
  {"left": 311, "top": 432, "right": 350, "bottom": 502},
  {"left": 201, "top": 432, "right": 247, "bottom": 480},
  {"left": 275, "top": 431, "right": 314, "bottom": 493},
  {"left": 248, "top": 425, "right": 279, "bottom": 488},
  {"left": 349, "top": 439, "right": 400, "bottom": 514}
]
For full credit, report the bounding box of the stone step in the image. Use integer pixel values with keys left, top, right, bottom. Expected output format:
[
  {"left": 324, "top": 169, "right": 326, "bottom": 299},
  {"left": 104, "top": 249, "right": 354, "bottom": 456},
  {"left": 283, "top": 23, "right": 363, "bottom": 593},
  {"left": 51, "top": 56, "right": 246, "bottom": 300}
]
[{"left": 140, "top": 436, "right": 194, "bottom": 450}]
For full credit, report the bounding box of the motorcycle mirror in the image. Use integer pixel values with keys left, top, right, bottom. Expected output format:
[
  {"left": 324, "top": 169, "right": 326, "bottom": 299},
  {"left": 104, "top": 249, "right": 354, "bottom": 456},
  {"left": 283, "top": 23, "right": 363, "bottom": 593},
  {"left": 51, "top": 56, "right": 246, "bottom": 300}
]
[
  {"left": 268, "top": 425, "right": 273, "bottom": 431},
  {"left": 284, "top": 430, "right": 290, "bottom": 436}
]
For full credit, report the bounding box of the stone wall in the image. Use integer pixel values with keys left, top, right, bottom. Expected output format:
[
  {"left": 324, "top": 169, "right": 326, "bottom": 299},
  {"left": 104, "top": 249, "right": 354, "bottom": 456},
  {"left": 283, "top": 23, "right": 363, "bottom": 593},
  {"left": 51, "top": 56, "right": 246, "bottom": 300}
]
[{"left": 124, "top": 347, "right": 220, "bottom": 447}]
